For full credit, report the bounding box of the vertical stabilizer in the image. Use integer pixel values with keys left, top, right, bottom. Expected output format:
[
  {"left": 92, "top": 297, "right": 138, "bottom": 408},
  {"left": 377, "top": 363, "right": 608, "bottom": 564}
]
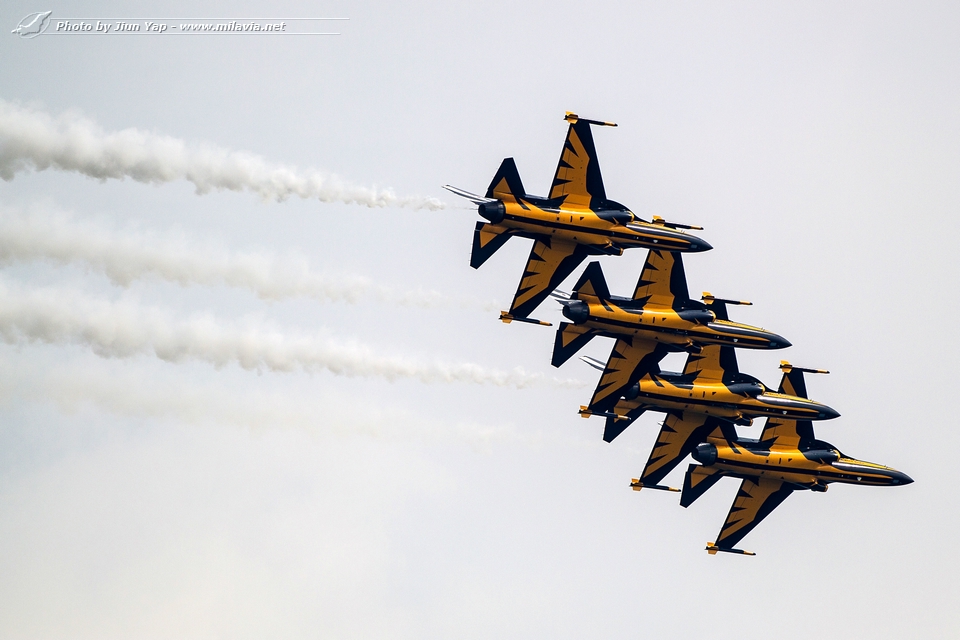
[
  {"left": 485, "top": 158, "right": 526, "bottom": 202},
  {"left": 572, "top": 261, "right": 611, "bottom": 301}
]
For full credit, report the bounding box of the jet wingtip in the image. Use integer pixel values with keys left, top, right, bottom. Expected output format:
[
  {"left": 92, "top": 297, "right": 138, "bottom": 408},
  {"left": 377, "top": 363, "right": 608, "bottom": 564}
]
[{"left": 706, "top": 544, "right": 756, "bottom": 556}]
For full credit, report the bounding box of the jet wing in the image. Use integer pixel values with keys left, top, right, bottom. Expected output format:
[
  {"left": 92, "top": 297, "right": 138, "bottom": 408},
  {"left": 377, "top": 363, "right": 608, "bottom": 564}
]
[
  {"left": 587, "top": 337, "right": 669, "bottom": 413},
  {"left": 682, "top": 345, "right": 739, "bottom": 382},
  {"left": 632, "top": 250, "right": 689, "bottom": 307},
  {"left": 548, "top": 113, "right": 614, "bottom": 211},
  {"left": 634, "top": 412, "right": 722, "bottom": 489},
  {"left": 710, "top": 477, "right": 794, "bottom": 553},
  {"left": 758, "top": 417, "right": 815, "bottom": 452},
  {"left": 506, "top": 239, "right": 590, "bottom": 320}
]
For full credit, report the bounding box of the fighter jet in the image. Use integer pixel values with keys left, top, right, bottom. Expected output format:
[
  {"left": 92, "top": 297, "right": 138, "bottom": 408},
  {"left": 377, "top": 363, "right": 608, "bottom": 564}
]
[
  {"left": 579, "top": 349, "right": 839, "bottom": 444},
  {"left": 443, "top": 113, "right": 712, "bottom": 325},
  {"left": 624, "top": 362, "right": 838, "bottom": 493},
  {"left": 551, "top": 250, "right": 790, "bottom": 373},
  {"left": 675, "top": 367, "right": 912, "bottom": 555}
]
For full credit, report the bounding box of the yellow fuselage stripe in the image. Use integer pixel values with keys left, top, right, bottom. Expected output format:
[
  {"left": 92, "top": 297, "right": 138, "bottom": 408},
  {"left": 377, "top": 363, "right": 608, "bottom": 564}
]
[
  {"left": 501, "top": 201, "right": 694, "bottom": 251},
  {"left": 712, "top": 447, "right": 897, "bottom": 486},
  {"left": 583, "top": 303, "right": 772, "bottom": 349},
  {"left": 619, "top": 380, "right": 826, "bottom": 421}
]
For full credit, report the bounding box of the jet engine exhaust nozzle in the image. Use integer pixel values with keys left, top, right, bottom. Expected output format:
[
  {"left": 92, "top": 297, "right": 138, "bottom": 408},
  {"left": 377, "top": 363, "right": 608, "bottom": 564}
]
[
  {"left": 561, "top": 300, "right": 589, "bottom": 324},
  {"left": 478, "top": 201, "right": 505, "bottom": 224},
  {"left": 693, "top": 442, "right": 718, "bottom": 466}
]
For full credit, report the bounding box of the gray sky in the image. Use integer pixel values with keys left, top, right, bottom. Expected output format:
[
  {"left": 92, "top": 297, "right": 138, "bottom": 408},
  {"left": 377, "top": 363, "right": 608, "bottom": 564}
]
[{"left": 1, "top": 1, "right": 958, "bottom": 638}]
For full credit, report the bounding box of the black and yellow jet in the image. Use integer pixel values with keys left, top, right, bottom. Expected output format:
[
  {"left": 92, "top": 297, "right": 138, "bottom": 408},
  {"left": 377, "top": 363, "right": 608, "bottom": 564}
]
[
  {"left": 551, "top": 250, "right": 789, "bottom": 372},
  {"left": 443, "top": 113, "right": 712, "bottom": 325},
  {"left": 580, "top": 349, "right": 839, "bottom": 443},
  {"left": 674, "top": 366, "right": 912, "bottom": 555},
  {"left": 624, "top": 362, "right": 835, "bottom": 493}
]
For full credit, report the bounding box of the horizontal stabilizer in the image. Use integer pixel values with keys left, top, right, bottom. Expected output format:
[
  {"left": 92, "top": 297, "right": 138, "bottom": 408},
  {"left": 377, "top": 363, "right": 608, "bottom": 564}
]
[
  {"left": 470, "top": 222, "right": 512, "bottom": 269},
  {"left": 603, "top": 410, "right": 639, "bottom": 442},
  {"left": 680, "top": 463, "right": 725, "bottom": 508},
  {"left": 552, "top": 322, "right": 599, "bottom": 367}
]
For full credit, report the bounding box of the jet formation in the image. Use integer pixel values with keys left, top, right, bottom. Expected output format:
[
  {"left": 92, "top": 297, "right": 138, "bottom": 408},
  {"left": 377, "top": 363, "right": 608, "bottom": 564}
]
[{"left": 445, "top": 112, "right": 911, "bottom": 555}]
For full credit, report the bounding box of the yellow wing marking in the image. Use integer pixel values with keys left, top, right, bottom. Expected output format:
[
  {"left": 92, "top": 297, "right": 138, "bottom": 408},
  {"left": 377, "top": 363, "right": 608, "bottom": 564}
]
[
  {"left": 759, "top": 417, "right": 804, "bottom": 451},
  {"left": 716, "top": 478, "right": 793, "bottom": 549},
  {"left": 632, "top": 250, "right": 685, "bottom": 305},
  {"left": 682, "top": 345, "right": 736, "bottom": 382},
  {"left": 560, "top": 323, "right": 592, "bottom": 347},
  {"left": 490, "top": 177, "right": 519, "bottom": 203},
  {"left": 477, "top": 223, "right": 510, "bottom": 250},
  {"left": 588, "top": 337, "right": 662, "bottom": 410},
  {"left": 640, "top": 412, "right": 713, "bottom": 484},
  {"left": 549, "top": 127, "right": 592, "bottom": 210},
  {"left": 508, "top": 239, "right": 586, "bottom": 318}
]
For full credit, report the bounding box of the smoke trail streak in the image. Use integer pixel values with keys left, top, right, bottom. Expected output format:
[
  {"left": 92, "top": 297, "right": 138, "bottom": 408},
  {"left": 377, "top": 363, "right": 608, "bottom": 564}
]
[
  {"left": 0, "top": 283, "right": 583, "bottom": 388},
  {"left": 0, "top": 206, "right": 498, "bottom": 310},
  {"left": 0, "top": 357, "right": 562, "bottom": 450},
  {"left": 0, "top": 99, "right": 445, "bottom": 210}
]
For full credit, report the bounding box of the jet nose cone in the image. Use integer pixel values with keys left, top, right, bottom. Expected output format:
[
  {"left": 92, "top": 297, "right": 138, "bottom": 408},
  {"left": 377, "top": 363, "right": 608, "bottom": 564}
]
[
  {"left": 891, "top": 470, "right": 914, "bottom": 486},
  {"left": 771, "top": 335, "right": 792, "bottom": 349},
  {"left": 817, "top": 405, "right": 841, "bottom": 420},
  {"left": 689, "top": 237, "right": 713, "bottom": 252}
]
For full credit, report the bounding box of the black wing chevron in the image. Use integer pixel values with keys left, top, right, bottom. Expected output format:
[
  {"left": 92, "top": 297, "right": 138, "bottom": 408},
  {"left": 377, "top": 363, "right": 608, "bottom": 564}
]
[
  {"left": 508, "top": 239, "right": 590, "bottom": 319},
  {"left": 632, "top": 250, "right": 689, "bottom": 308},
  {"left": 587, "top": 337, "right": 668, "bottom": 413},
  {"left": 714, "top": 478, "right": 794, "bottom": 551},
  {"left": 549, "top": 116, "right": 608, "bottom": 211},
  {"left": 637, "top": 412, "right": 721, "bottom": 487}
]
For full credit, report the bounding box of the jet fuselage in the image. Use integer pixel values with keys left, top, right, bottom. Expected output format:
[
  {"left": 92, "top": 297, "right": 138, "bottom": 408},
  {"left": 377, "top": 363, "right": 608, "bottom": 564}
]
[
  {"left": 481, "top": 198, "right": 712, "bottom": 254},
  {"left": 693, "top": 441, "right": 913, "bottom": 489},
  {"left": 562, "top": 297, "right": 790, "bottom": 351},
  {"left": 615, "top": 371, "right": 839, "bottom": 424}
]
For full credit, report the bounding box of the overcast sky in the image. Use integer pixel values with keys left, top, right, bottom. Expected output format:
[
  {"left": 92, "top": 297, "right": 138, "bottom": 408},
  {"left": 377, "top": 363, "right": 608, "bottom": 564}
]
[{"left": 1, "top": 1, "right": 958, "bottom": 638}]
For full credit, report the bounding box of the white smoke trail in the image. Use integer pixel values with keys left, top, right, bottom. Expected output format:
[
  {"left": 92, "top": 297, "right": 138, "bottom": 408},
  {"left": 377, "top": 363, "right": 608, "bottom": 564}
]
[
  {"left": 0, "top": 99, "right": 445, "bottom": 210},
  {"left": 0, "top": 356, "right": 556, "bottom": 449},
  {"left": 0, "top": 206, "right": 498, "bottom": 309},
  {"left": 0, "top": 283, "right": 582, "bottom": 388}
]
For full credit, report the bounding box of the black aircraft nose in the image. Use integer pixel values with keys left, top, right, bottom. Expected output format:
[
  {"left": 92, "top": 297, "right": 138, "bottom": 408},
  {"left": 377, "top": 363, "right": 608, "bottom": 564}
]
[
  {"left": 890, "top": 470, "right": 914, "bottom": 486},
  {"left": 817, "top": 406, "right": 841, "bottom": 420},
  {"left": 689, "top": 237, "right": 713, "bottom": 252},
  {"left": 770, "top": 335, "right": 792, "bottom": 349}
]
